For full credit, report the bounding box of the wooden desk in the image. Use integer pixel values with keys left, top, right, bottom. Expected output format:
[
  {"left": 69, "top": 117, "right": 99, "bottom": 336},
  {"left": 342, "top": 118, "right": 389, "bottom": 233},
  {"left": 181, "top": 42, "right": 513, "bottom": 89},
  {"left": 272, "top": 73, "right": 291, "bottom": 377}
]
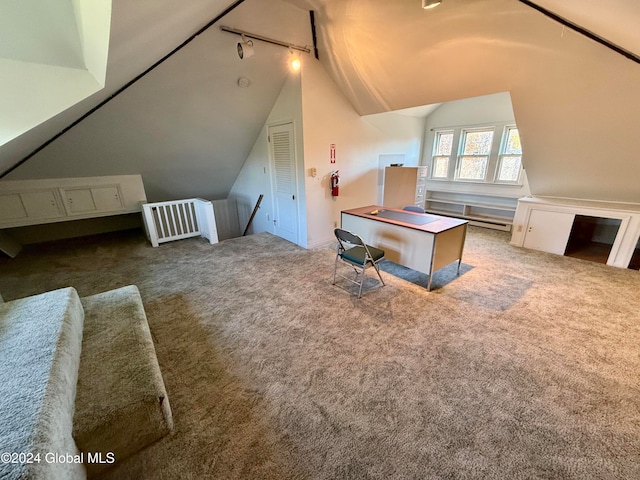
[{"left": 341, "top": 205, "right": 468, "bottom": 291}]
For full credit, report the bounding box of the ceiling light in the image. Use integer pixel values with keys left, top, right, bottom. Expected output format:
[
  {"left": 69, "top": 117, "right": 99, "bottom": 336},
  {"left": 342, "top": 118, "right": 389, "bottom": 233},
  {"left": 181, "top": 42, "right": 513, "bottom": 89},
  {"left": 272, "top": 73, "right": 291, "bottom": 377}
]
[
  {"left": 422, "top": 0, "right": 442, "bottom": 9},
  {"left": 237, "top": 35, "right": 254, "bottom": 59},
  {"left": 288, "top": 47, "right": 301, "bottom": 72}
]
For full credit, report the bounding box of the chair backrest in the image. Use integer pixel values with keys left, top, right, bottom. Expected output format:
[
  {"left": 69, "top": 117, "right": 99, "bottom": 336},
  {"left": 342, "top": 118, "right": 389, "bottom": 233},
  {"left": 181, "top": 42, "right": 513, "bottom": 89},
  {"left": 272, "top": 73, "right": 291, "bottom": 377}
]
[
  {"left": 403, "top": 205, "right": 426, "bottom": 213},
  {"left": 334, "top": 228, "right": 363, "bottom": 247}
]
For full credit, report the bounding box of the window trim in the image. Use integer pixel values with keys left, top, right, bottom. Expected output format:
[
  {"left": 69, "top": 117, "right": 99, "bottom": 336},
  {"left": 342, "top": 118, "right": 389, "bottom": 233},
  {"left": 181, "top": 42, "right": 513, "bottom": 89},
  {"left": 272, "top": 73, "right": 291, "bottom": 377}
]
[
  {"left": 431, "top": 130, "right": 454, "bottom": 179},
  {"left": 454, "top": 127, "right": 495, "bottom": 182},
  {"left": 494, "top": 125, "right": 523, "bottom": 185},
  {"left": 428, "top": 122, "right": 524, "bottom": 186}
]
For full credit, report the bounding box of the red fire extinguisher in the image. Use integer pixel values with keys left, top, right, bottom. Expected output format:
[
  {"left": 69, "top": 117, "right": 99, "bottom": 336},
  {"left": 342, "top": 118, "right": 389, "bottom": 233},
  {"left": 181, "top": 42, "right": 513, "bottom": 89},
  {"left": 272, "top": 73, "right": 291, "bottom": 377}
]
[{"left": 330, "top": 170, "right": 340, "bottom": 197}]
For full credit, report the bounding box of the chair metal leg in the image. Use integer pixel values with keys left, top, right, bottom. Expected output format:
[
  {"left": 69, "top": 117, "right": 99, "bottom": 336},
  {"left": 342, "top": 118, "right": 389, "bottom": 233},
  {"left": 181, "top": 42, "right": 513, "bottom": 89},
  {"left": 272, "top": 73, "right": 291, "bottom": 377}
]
[
  {"left": 373, "top": 262, "right": 385, "bottom": 286},
  {"left": 332, "top": 254, "right": 339, "bottom": 284},
  {"left": 357, "top": 264, "right": 366, "bottom": 298}
]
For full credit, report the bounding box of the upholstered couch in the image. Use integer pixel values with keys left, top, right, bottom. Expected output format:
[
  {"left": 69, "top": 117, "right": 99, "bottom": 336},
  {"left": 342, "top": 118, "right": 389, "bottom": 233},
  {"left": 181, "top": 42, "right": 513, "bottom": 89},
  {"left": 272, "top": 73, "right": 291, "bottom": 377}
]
[{"left": 0, "top": 285, "right": 173, "bottom": 479}]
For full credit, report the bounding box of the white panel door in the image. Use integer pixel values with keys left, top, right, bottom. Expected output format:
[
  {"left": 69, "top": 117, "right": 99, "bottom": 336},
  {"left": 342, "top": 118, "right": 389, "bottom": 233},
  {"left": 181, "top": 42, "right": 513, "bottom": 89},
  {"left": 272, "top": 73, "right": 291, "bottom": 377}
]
[
  {"left": 524, "top": 209, "right": 575, "bottom": 255},
  {"left": 269, "top": 123, "right": 298, "bottom": 244}
]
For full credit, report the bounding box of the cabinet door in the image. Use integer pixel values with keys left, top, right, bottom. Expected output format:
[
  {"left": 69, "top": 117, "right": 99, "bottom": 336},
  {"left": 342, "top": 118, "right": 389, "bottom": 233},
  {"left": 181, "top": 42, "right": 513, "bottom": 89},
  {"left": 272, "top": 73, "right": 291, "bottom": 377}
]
[
  {"left": 63, "top": 189, "right": 96, "bottom": 214},
  {"left": 524, "top": 209, "right": 575, "bottom": 255},
  {"left": 92, "top": 186, "right": 123, "bottom": 211},
  {"left": 0, "top": 194, "right": 27, "bottom": 220},
  {"left": 21, "top": 190, "right": 64, "bottom": 219}
]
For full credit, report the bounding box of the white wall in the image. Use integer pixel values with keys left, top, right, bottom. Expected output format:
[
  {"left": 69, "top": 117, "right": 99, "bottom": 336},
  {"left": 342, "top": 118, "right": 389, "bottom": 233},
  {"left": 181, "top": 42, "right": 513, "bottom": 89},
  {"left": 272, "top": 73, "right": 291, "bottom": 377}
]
[
  {"left": 422, "top": 92, "right": 531, "bottom": 199},
  {"left": 229, "top": 56, "right": 425, "bottom": 249},
  {"left": 228, "top": 72, "right": 304, "bottom": 241},
  {"left": 300, "top": 57, "right": 425, "bottom": 248}
]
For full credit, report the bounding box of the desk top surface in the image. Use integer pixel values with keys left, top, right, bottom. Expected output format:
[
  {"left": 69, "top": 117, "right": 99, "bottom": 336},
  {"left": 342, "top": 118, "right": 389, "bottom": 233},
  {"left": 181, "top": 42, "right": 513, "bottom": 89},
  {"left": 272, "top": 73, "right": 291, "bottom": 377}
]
[{"left": 342, "top": 205, "right": 467, "bottom": 234}]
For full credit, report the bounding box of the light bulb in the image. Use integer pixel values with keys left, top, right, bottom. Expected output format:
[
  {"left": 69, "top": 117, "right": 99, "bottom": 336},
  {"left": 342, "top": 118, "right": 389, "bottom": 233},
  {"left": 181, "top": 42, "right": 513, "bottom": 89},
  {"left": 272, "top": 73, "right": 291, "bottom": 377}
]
[
  {"left": 422, "top": 0, "right": 441, "bottom": 9},
  {"left": 290, "top": 57, "right": 301, "bottom": 71}
]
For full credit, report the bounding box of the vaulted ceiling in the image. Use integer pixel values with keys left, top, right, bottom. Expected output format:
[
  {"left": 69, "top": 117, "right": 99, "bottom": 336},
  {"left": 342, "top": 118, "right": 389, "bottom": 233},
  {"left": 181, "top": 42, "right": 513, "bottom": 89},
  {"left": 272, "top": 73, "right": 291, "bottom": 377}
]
[{"left": 1, "top": 0, "right": 639, "bottom": 202}]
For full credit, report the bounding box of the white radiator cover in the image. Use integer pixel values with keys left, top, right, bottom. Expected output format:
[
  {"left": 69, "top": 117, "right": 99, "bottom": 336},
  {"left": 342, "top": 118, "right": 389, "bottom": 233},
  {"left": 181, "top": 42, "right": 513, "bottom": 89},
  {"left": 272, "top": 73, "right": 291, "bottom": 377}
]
[{"left": 142, "top": 198, "right": 218, "bottom": 247}]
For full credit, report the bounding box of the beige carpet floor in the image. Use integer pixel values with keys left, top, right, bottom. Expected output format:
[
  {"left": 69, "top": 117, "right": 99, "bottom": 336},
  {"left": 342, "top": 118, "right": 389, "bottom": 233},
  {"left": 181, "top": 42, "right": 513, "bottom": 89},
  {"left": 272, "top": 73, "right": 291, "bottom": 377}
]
[{"left": 1, "top": 226, "right": 639, "bottom": 479}]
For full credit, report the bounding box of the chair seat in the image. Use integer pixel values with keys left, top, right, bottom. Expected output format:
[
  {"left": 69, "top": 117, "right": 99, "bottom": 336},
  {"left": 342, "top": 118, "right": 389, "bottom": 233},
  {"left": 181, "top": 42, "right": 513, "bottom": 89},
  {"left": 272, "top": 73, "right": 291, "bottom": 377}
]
[{"left": 341, "top": 245, "right": 385, "bottom": 265}]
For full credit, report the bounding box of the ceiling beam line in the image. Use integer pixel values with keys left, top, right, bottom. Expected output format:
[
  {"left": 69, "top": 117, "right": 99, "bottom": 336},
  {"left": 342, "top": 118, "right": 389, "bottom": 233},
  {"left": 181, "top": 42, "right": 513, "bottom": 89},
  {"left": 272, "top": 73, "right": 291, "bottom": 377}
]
[
  {"left": 517, "top": 0, "right": 639, "bottom": 65},
  {"left": 310, "top": 10, "right": 319, "bottom": 60},
  {"left": 1, "top": 0, "right": 247, "bottom": 179}
]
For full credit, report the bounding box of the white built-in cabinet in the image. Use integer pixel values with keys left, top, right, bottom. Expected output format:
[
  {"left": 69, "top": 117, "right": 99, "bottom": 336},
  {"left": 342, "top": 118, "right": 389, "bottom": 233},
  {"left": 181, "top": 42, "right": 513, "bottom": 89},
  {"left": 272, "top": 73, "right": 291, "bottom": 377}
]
[
  {"left": 511, "top": 196, "right": 640, "bottom": 268},
  {"left": 0, "top": 175, "right": 147, "bottom": 229},
  {"left": 382, "top": 166, "right": 428, "bottom": 209}
]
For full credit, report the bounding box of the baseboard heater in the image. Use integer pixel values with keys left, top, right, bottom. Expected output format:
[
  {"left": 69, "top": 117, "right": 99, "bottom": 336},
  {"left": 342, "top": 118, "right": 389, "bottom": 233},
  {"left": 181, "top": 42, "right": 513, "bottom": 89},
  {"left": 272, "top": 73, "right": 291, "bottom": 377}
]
[
  {"left": 467, "top": 219, "right": 512, "bottom": 232},
  {"left": 425, "top": 209, "right": 512, "bottom": 232},
  {"left": 142, "top": 198, "right": 218, "bottom": 247}
]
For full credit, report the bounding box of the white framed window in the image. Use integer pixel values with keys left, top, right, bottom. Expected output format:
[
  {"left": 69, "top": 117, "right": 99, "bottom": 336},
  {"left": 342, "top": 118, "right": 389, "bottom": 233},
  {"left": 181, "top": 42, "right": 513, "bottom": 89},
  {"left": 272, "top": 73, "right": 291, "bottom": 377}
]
[
  {"left": 455, "top": 128, "right": 494, "bottom": 181},
  {"left": 428, "top": 122, "right": 524, "bottom": 186},
  {"left": 495, "top": 126, "right": 523, "bottom": 184},
  {"left": 432, "top": 130, "right": 454, "bottom": 179}
]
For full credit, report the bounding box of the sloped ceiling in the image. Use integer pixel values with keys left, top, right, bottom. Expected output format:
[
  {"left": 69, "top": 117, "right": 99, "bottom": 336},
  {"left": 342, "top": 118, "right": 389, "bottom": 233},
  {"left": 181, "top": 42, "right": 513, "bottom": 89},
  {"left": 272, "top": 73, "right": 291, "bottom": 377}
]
[
  {"left": 2, "top": 0, "right": 640, "bottom": 204},
  {"left": 306, "top": 0, "right": 640, "bottom": 202},
  {"left": 1, "top": 0, "right": 313, "bottom": 201},
  {"left": 531, "top": 0, "right": 640, "bottom": 57},
  {"left": 0, "top": 0, "right": 111, "bottom": 146}
]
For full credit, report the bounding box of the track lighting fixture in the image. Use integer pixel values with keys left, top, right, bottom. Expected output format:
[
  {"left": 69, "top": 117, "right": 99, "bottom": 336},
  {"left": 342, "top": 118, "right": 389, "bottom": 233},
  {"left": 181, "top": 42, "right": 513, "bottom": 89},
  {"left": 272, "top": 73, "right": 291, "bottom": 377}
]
[
  {"left": 422, "top": 0, "right": 442, "bottom": 9},
  {"left": 221, "top": 26, "right": 311, "bottom": 66},
  {"left": 237, "top": 34, "right": 254, "bottom": 59}
]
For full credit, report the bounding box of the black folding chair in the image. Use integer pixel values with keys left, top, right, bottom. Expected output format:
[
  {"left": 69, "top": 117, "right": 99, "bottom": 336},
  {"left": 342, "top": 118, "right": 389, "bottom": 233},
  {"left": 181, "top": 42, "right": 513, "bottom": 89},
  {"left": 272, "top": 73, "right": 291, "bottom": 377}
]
[{"left": 333, "top": 228, "right": 385, "bottom": 298}]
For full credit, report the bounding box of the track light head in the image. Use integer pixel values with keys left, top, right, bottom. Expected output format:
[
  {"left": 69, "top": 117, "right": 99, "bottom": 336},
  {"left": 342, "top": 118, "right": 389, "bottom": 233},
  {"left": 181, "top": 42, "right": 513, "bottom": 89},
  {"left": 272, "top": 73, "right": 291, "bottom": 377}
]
[
  {"left": 237, "top": 34, "right": 254, "bottom": 59},
  {"left": 422, "top": 0, "right": 442, "bottom": 9}
]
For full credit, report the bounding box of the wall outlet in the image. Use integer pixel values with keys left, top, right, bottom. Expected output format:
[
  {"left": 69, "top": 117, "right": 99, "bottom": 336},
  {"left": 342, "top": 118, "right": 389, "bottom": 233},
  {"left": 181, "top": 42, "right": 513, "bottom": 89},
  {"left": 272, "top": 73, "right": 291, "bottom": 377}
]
[
  {"left": 267, "top": 213, "right": 270, "bottom": 221},
  {"left": 334, "top": 221, "right": 338, "bottom": 228}
]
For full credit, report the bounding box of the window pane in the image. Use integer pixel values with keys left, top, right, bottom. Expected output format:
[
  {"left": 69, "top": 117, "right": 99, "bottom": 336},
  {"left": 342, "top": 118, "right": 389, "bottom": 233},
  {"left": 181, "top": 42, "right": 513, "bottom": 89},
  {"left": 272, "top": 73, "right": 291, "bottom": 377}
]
[
  {"left": 462, "top": 130, "right": 493, "bottom": 155},
  {"left": 497, "top": 155, "right": 521, "bottom": 182},
  {"left": 435, "top": 132, "right": 453, "bottom": 155},
  {"left": 433, "top": 156, "right": 449, "bottom": 178},
  {"left": 504, "top": 128, "right": 522, "bottom": 155},
  {"left": 458, "top": 156, "right": 487, "bottom": 180}
]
